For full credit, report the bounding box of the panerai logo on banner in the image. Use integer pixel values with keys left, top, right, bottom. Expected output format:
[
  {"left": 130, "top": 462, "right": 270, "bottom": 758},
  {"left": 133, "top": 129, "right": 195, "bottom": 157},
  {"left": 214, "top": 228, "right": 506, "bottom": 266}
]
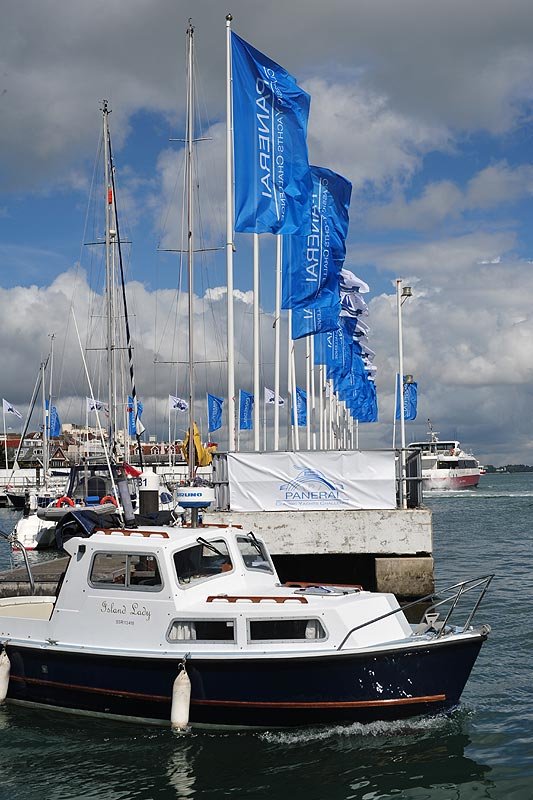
[{"left": 278, "top": 467, "right": 345, "bottom": 506}]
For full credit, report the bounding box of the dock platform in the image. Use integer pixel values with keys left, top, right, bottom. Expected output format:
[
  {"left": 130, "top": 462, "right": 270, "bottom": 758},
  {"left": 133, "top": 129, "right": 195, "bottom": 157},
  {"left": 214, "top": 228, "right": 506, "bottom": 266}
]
[{"left": 0, "top": 557, "right": 67, "bottom": 596}]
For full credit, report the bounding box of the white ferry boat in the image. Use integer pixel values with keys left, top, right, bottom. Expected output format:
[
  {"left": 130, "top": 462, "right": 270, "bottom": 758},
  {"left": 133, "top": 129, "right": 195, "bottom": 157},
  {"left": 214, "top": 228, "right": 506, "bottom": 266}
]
[{"left": 408, "top": 425, "right": 480, "bottom": 490}]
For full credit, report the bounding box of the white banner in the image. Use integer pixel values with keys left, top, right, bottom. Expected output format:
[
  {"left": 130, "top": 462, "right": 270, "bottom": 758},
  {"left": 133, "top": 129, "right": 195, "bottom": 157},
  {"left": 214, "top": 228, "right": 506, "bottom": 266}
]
[{"left": 227, "top": 451, "right": 396, "bottom": 511}]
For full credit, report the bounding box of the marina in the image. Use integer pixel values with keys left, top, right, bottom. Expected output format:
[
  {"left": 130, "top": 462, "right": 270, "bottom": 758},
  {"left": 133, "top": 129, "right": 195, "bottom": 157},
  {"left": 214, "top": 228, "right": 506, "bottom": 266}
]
[
  {"left": 1, "top": 1, "right": 533, "bottom": 797},
  {"left": 0, "top": 472, "right": 530, "bottom": 796}
]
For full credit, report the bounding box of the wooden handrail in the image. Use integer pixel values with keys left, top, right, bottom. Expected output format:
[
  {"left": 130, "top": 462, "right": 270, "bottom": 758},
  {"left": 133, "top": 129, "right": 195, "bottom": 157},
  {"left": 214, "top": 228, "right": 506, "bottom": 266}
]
[
  {"left": 206, "top": 595, "right": 308, "bottom": 604},
  {"left": 100, "top": 528, "right": 169, "bottom": 539}
]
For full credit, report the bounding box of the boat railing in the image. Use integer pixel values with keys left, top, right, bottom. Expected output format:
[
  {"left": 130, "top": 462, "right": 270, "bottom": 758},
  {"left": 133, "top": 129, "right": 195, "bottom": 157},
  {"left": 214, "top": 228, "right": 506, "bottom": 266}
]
[
  {"left": 0, "top": 528, "right": 35, "bottom": 595},
  {"left": 337, "top": 574, "right": 494, "bottom": 651}
]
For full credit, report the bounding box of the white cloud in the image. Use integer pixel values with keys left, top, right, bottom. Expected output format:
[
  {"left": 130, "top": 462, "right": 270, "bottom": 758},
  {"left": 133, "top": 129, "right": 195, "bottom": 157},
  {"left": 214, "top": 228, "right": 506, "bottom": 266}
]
[{"left": 368, "top": 162, "right": 533, "bottom": 230}]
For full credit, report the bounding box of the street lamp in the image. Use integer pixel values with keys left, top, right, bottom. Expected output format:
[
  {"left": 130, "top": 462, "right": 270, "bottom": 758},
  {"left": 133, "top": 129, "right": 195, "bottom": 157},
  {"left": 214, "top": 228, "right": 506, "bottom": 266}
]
[{"left": 396, "top": 278, "right": 412, "bottom": 510}]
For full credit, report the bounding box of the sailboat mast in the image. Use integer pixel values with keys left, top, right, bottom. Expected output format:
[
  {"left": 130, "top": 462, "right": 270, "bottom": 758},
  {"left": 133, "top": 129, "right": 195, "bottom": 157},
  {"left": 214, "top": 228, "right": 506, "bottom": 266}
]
[
  {"left": 41, "top": 359, "right": 48, "bottom": 486},
  {"left": 103, "top": 101, "right": 116, "bottom": 457},
  {"left": 186, "top": 22, "right": 196, "bottom": 481}
]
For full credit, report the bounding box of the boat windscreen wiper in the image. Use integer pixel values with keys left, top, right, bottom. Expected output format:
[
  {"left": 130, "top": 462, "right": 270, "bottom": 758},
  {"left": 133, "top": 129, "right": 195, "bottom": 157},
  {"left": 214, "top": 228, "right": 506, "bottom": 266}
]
[
  {"left": 196, "top": 537, "right": 226, "bottom": 558},
  {"left": 247, "top": 530, "right": 263, "bottom": 555}
]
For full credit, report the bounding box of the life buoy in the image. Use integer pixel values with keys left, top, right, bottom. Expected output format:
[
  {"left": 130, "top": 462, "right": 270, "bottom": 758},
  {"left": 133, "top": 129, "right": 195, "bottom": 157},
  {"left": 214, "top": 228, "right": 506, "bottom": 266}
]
[
  {"left": 55, "top": 496, "right": 75, "bottom": 508},
  {"left": 100, "top": 495, "right": 118, "bottom": 507}
]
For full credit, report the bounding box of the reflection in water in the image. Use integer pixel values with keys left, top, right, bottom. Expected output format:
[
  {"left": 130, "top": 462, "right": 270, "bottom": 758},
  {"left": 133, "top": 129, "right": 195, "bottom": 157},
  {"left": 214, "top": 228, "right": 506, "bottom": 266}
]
[{"left": 0, "top": 705, "right": 496, "bottom": 800}]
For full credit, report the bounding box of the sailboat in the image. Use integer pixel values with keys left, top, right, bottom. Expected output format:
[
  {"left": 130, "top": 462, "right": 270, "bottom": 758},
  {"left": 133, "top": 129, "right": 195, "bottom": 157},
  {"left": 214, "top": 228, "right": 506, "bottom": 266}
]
[{"left": 12, "top": 103, "right": 175, "bottom": 550}]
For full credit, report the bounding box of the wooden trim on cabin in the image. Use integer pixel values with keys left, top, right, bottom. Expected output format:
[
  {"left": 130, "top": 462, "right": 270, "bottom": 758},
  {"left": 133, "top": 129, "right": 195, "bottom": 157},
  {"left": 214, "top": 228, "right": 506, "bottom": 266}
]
[
  {"left": 206, "top": 595, "right": 308, "bottom": 604},
  {"left": 284, "top": 581, "right": 363, "bottom": 590},
  {"left": 100, "top": 529, "right": 170, "bottom": 539}
]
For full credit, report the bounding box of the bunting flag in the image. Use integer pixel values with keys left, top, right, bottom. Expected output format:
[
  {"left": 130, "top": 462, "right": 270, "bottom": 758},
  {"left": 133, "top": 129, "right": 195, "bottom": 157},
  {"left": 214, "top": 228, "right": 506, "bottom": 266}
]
[
  {"left": 2, "top": 399, "right": 22, "bottom": 420},
  {"left": 231, "top": 32, "right": 312, "bottom": 234},
  {"left": 395, "top": 375, "right": 418, "bottom": 421},
  {"left": 86, "top": 397, "right": 109, "bottom": 415},
  {"left": 169, "top": 395, "right": 188, "bottom": 412},
  {"left": 207, "top": 393, "right": 224, "bottom": 432},
  {"left": 127, "top": 396, "right": 144, "bottom": 437},
  {"left": 239, "top": 389, "right": 254, "bottom": 430},
  {"left": 264, "top": 387, "right": 285, "bottom": 406}
]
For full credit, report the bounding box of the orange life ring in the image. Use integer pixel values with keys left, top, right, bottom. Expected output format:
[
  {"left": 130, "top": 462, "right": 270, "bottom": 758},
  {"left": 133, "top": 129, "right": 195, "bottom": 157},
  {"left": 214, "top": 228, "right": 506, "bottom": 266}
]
[
  {"left": 100, "top": 495, "right": 118, "bottom": 507},
  {"left": 56, "top": 496, "right": 75, "bottom": 508}
]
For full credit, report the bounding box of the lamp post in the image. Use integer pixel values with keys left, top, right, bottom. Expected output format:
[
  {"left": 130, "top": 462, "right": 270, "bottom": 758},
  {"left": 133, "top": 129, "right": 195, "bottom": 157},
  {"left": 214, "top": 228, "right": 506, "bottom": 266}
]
[{"left": 396, "top": 278, "right": 412, "bottom": 509}]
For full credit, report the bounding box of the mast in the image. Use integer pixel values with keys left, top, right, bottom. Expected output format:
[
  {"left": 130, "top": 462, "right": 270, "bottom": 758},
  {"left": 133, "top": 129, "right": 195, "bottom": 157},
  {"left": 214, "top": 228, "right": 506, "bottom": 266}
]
[
  {"left": 226, "top": 14, "right": 236, "bottom": 451},
  {"left": 186, "top": 21, "right": 196, "bottom": 481},
  {"left": 41, "top": 359, "right": 48, "bottom": 486},
  {"left": 44, "top": 333, "right": 55, "bottom": 488},
  {"left": 103, "top": 101, "right": 117, "bottom": 457}
]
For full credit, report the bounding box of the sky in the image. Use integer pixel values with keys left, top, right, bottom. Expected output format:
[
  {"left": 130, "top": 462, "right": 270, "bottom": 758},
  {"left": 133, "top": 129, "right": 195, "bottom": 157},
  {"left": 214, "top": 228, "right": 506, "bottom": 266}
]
[{"left": 2, "top": 0, "right": 533, "bottom": 465}]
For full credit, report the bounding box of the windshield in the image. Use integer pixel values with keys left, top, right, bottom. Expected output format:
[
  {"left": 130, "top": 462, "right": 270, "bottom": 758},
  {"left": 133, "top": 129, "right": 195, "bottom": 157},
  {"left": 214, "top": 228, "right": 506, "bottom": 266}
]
[
  {"left": 237, "top": 534, "right": 274, "bottom": 573},
  {"left": 174, "top": 539, "right": 232, "bottom": 586}
]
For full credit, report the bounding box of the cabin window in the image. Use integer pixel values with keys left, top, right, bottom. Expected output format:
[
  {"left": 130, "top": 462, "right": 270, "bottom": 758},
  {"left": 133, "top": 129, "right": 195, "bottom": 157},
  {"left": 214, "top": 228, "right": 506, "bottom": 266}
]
[
  {"left": 248, "top": 618, "right": 326, "bottom": 642},
  {"left": 167, "top": 619, "right": 235, "bottom": 642},
  {"left": 89, "top": 552, "right": 162, "bottom": 590},
  {"left": 437, "top": 460, "right": 458, "bottom": 469},
  {"left": 174, "top": 539, "right": 232, "bottom": 586},
  {"left": 236, "top": 535, "right": 274, "bottom": 573}
]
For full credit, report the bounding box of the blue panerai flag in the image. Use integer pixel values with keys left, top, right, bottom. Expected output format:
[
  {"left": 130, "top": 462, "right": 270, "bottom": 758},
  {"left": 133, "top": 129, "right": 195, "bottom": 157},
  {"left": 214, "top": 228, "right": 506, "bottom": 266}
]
[
  {"left": 282, "top": 166, "right": 352, "bottom": 310},
  {"left": 231, "top": 32, "right": 312, "bottom": 234},
  {"left": 207, "top": 393, "right": 224, "bottom": 432},
  {"left": 314, "top": 326, "right": 344, "bottom": 369},
  {"left": 239, "top": 389, "right": 254, "bottom": 430},
  {"left": 293, "top": 386, "right": 307, "bottom": 426},
  {"left": 127, "top": 395, "right": 144, "bottom": 436},
  {"left": 395, "top": 375, "right": 418, "bottom": 421},
  {"left": 45, "top": 400, "right": 61, "bottom": 437},
  {"left": 49, "top": 405, "right": 61, "bottom": 437},
  {"left": 291, "top": 302, "right": 341, "bottom": 340}
]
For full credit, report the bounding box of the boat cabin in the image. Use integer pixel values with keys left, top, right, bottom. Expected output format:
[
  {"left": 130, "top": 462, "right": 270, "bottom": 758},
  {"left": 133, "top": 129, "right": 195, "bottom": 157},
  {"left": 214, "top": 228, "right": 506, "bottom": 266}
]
[{"left": 0, "top": 526, "right": 412, "bottom": 655}]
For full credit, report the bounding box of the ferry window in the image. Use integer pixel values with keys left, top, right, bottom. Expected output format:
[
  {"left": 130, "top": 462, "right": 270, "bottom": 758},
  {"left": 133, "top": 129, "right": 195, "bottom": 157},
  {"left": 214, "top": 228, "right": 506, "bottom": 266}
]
[
  {"left": 174, "top": 539, "right": 232, "bottom": 586},
  {"left": 237, "top": 535, "right": 274, "bottom": 573},
  {"left": 437, "top": 460, "right": 458, "bottom": 469},
  {"left": 249, "top": 619, "right": 326, "bottom": 641},
  {"left": 167, "top": 620, "right": 235, "bottom": 642},
  {"left": 89, "top": 552, "right": 162, "bottom": 590}
]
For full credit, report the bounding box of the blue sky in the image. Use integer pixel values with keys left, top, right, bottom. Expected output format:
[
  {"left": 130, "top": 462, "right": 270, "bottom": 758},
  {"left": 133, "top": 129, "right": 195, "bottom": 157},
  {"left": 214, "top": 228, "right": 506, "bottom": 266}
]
[{"left": 2, "top": 0, "right": 533, "bottom": 463}]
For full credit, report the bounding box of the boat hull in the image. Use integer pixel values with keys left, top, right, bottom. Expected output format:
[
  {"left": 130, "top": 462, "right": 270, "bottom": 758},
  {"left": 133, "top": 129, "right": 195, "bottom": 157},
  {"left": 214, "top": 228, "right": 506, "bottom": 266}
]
[
  {"left": 5, "top": 635, "right": 485, "bottom": 727},
  {"left": 424, "top": 473, "right": 480, "bottom": 490}
]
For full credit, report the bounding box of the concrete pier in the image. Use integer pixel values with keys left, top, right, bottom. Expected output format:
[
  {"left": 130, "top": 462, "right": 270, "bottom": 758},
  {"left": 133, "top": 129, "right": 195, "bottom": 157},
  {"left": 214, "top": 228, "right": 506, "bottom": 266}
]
[
  {"left": 208, "top": 507, "right": 434, "bottom": 598},
  {"left": 0, "top": 509, "right": 434, "bottom": 600}
]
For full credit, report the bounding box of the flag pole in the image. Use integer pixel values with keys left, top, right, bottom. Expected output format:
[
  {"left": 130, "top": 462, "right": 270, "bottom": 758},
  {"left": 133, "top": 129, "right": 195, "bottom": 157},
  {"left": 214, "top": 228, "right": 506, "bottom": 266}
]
[
  {"left": 305, "top": 337, "right": 311, "bottom": 450},
  {"left": 290, "top": 333, "right": 299, "bottom": 451},
  {"left": 274, "top": 236, "right": 282, "bottom": 450},
  {"left": 253, "top": 233, "right": 260, "bottom": 450},
  {"left": 263, "top": 392, "right": 267, "bottom": 451},
  {"left": 287, "top": 310, "right": 293, "bottom": 450},
  {"left": 2, "top": 404, "right": 7, "bottom": 471},
  {"left": 310, "top": 336, "right": 316, "bottom": 450},
  {"left": 168, "top": 402, "right": 172, "bottom": 468},
  {"left": 392, "top": 373, "right": 398, "bottom": 448},
  {"left": 226, "top": 14, "right": 236, "bottom": 452}
]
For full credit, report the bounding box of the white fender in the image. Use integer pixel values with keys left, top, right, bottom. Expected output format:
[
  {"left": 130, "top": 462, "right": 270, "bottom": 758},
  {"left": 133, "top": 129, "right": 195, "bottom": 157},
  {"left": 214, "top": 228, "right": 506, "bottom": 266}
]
[
  {"left": 0, "top": 649, "right": 10, "bottom": 703},
  {"left": 171, "top": 667, "right": 191, "bottom": 729}
]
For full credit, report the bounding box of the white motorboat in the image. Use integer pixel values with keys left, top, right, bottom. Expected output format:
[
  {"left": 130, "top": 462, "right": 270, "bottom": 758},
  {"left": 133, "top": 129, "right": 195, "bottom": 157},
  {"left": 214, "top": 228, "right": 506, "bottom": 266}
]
[{"left": 0, "top": 521, "right": 492, "bottom": 728}]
